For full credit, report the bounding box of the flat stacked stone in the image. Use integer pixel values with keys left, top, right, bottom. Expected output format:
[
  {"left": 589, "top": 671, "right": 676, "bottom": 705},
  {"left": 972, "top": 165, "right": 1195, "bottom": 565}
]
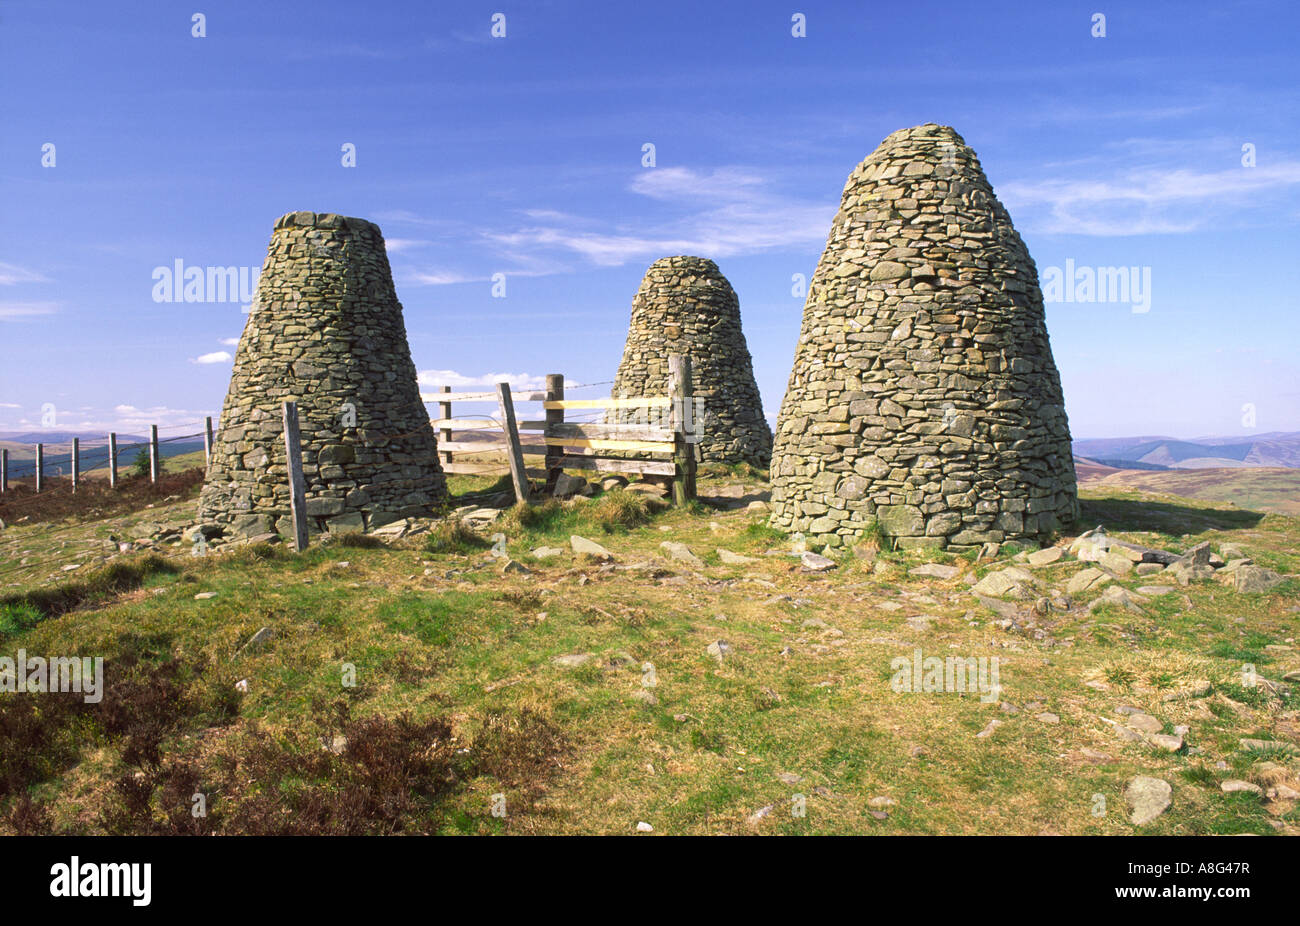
[
  {"left": 610, "top": 256, "right": 772, "bottom": 467},
  {"left": 197, "top": 211, "right": 448, "bottom": 536},
  {"left": 769, "top": 124, "right": 1077, "bottom": 551}
]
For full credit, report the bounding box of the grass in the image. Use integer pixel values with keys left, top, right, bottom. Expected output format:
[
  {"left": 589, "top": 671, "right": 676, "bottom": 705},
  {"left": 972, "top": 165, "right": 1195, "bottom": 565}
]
[{"left": 0, "top": 471, "right": 1296, "bottom": 835}]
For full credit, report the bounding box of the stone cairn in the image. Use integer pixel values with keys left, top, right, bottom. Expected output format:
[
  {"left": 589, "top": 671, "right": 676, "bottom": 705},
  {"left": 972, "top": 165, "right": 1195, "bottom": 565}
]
[
  {"left": 769, "top": 124, "right": 1078, "bottom": 551},
  {"left": 610, "top": 256, "right": 772, "bottom": 467},
  {"left": 197, "top": 211, "right": 448, "bottom": 537}
]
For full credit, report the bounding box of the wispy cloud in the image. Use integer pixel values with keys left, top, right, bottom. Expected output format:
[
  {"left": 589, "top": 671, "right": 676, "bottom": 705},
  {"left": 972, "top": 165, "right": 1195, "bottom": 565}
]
[
  {"left": 0, "top": 262, "right": 47, "bottom": 285},
  {"left": 1001, "top": 161, "right": 1300, "bottom": 236},
  {"left": 417, "top": 369, "right": 548, "bottom": 391},
  {"left": 218, "top": 337, "right": 240, "bottom": 346},
  {"left": 0, "top": 301, "right": 58, "bottom": 320},
  {"left": 190, "top": 351, "right": 232, "bottom": 365},
  {"left": 486, "top": 166, "right": 833, "bottom": 268},
  {"left": 408, "top": 270, "right": 486, "bottom": 286},
  {"left": 384, "top": 238, "right": 435, "bottom": 254}
]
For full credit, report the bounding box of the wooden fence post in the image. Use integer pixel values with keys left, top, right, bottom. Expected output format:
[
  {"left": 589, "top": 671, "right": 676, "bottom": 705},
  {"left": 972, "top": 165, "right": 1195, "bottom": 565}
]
[
  {"left": 544, "top": 373, "right": 565, "bottom": 494},
  {"left": 439, "top": 385, "right": 453, "bottom": 466},
  {"left": 668, "top": 354, "right": 697, "bottom": 506},
  {"left": 282, "top": 401, "right": 309, "bottom": 553},
  {"left": 496, "top": 383, "right": 531, "bottom": 504},
  {"left": 0, "top": 448, "right": 7, "bottom": 493},
  {"left": 35, "top": 443, "right": 43, "bottom": 493},
  {"left": 149, "top": 425, "right": 159, "bottom": 483},
  {"left": 204, "top": 416, "right": 214, "bottom": 466},
  {"left": 108, "top": 433, "right": 118, "bottom": 489},
  {"left": 72, "top": 438, "right": 80, "bottom": 493}
]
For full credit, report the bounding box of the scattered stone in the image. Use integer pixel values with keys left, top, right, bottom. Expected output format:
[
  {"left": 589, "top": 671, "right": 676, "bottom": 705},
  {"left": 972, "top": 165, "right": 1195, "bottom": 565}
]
[
  {"left": 975, "top": 718, "right": 1002, "bottom": 739},
  {"left": 659, "top": 541, "right": 704, "bottom": 567},
  {"left": 778, "top": 772, "right": 803, "bottom": 785},
  {"left": 1027, "top": 547, "right": 1063, "bottom": 567},
  {"left": 1147, "top": 733, "right": 1184, "bottom": 752},
  {"left": 706, "top": 640, "right": 732, "bottom": 663},
  {"left": 1035, "top": 712, "right": 1060, "bottom": 724},
  {"left": 635, "top": 821, "right": 654, "bottom": 833},
  {"left": 800, "top": 552, "right": 837, "bottom": 572},
  {"left": 909, "top": 563, "right": 961, "bottom": 580},
  {"left": 1177, "top": 541, "right": 1212, "bottom": 568},
  {"left": 529, "top": 546, "right": 564, "bottom": 559},
  {"left": 1220, "top": 779, "right": 1262, "bottom": 795},
  {"left": 1234, "top": 565, "right": 1285, "bottom": 594},
  {"left": 194, "top": 592, "right": 217, "bottom": 600},
  {"left": 747, "top": 805, "right": 774, "bottom": 825},
  {"left": 972, "top": 569, "right": 1025, "bottom": 598},
  {"left": 867, "top": 796, "right": 897, "bottom": 808},
  {"left": 1124, "top": 713, "right": 1163, "bottom": 734},
  {"left": 1099, "top": 551, "right": 1134, "bottom": 576},
  {"left": 1240, "top": 738, "right": 1299, "bottom": 755},
  {"left": 906, "top": 614, "right": 937, "bottom": 631},
  {"left": 501, "top": 559, "right": 531, "bottom": 575},
  {"left": 240, "top": 627, "right": 275, "bottom": 652},
  {"left": 1087, "top": 585, "right": 1146, "bottom": 613},
  {"left": 570, "top": 535, "right": 614, "bottom": 560},
  {"left": 1067, "top": 567, "right": 1111, "bottom": 595},
  {"left": 717, "top": 549, "right": 756, "bottom": 565},
  {"left": 552, "top": 473, "right": 587, "bottom": 498},
  {"left": 1124, "top": 776, "right": 1172, "bottom": 825},
  {"left": 553, "top": 653, "right": 594, "bottom": 668}
]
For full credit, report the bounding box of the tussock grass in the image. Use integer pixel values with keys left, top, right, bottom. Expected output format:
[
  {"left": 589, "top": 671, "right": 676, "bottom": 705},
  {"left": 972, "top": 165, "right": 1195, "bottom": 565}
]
[
  {"left": 0, "top": 554, "right": 178, "bottom": 629},
  {"left": 423, "top": 520, "right": 493, "bottom": 555}
]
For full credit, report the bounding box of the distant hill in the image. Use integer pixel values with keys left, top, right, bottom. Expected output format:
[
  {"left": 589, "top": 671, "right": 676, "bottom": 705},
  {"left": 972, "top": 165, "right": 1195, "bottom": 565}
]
[
  {"left": 1075, "top": 464, "right": 1300, "bottom": 516},
  {"left": 0, "top": 430, "right": 149, "bottom": 446},
  {"left": 1073, "top": 431, "right": 1300, "bottom": 469},
  {"left": 0, "top": 434, "right": 203, "bottom": 480}
]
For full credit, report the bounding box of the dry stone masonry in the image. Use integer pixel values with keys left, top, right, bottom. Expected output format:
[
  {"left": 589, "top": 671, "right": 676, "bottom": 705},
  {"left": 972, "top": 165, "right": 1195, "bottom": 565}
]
[
  {"left": 769, "top": 124, "right": 1078, "bottom": 551},
  {"left": 197, "top": 211, "right": 448, "bottom": 537},
  {"left": 610, "top": 256, "right": 772, "bottom": 467}
]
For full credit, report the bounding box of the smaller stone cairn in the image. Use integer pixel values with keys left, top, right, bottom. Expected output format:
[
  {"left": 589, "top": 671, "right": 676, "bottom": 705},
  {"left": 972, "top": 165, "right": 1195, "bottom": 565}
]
[
  {"left": 197, "top": 211, "right": 448, "bottom": 538},
  {"left": 610, "top": 256, "right": 772, "bottom": 467}
]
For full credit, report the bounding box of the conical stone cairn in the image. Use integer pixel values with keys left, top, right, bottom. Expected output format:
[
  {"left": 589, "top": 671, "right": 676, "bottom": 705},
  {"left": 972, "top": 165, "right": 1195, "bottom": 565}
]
[
  {"left": 610, "top": 256, "right": 772, "bottom": 467},
  {"left": 769, "top": 124, "right": 1078, "bottom": 551},
  {"left": 197, "top": 211, "right": 448, "bottom": 537}
]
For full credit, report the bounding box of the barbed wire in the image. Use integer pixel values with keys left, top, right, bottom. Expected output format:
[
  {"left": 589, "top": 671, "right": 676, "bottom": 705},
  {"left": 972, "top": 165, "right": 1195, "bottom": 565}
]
[{"left": 0, "top": 380, "right": 645, "bottom": 519}]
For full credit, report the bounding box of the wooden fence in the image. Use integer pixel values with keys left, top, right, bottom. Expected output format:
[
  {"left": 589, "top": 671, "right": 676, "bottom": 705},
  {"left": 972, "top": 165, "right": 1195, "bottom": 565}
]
[
  {"left": 420, "top": 353, "right": 699, "bottom": 506},
  {"left": 2, "top": 357, "right": 702, "bottom": 547},
  {"left": 0, "top": 418, "right": 215, "bottom": 496}
]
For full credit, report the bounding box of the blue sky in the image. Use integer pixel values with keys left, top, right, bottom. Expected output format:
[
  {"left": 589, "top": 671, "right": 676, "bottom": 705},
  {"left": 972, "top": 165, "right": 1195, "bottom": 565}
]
[{"left": 2, "top": 0, "right": 1297, "bottom": 441}]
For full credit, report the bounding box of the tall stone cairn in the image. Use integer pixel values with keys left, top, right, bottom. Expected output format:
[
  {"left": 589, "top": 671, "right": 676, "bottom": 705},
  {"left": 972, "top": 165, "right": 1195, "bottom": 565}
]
[
  {"left": 197, "top": 211, "right": 448, "bottom": 537},
  {"left": 610, "top": 256, "right": 772, "bottom": 467},
  {"left": 769, "top": 124, "right": 1078, "bottom": 551}
]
